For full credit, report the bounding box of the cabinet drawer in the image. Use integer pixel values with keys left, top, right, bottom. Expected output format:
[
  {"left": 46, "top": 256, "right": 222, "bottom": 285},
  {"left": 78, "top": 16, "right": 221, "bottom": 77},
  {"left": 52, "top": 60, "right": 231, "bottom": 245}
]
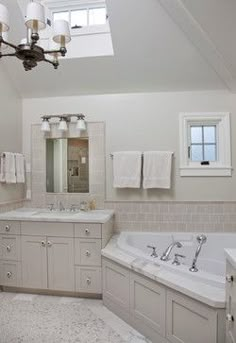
[
  {"left": 0, "top": 235, "right": 21, "bottom": 261},
  {"left": 74, "top": 223, "right": 101, "bottom": 238},
  {"left": 75, "top": 266, "right": 101, "bottom": 293},
  {"left": 0, "top": 261, "right": 21, "bottom": 287},
  {"left": 21, "top": 221, "right": 73, "bottom": 237},
  {"left": 75, "top": 239, "right": 101, "bottom": 266},
  {"left": 0, "top": 221, "right": 20, "bottom": 235}
]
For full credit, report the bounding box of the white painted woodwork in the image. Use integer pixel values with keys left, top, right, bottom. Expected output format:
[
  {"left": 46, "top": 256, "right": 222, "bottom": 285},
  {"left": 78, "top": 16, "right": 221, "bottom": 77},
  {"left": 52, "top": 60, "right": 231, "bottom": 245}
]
[
  {"left": 0, "top": 261, "right": 21, "bottom": 287},
  {"left": 166, "top": 290, "right": 217, "bottom": 343},
  {"left": 74, "top": 223, "right": 102, "bottom": 239},
  {"left": 0, "top": 221, "right": 21, "bottom": 235},
  {"left": 226, "top": 261, "right": 236, "bottom": 343},
  {"left": 75, "top": 239, "right": 101, "bottom": 266},
  {"left": 0, "top": 235, "right": 21, "bottom": 261},
  {"left": 21, "top": 235, "right": 47, "bottom": 289},
  {"left": 47, "top": 237, "right": 74, "bottom": 291},
  {"left": 21, "top": 221, "right": 73, "bottom": 237},
  {"left": 130, "top": 273, "right": 166, "bottom": 337},
  {"left": 75, "top": 266, "right": 101, "bottom": 294}
]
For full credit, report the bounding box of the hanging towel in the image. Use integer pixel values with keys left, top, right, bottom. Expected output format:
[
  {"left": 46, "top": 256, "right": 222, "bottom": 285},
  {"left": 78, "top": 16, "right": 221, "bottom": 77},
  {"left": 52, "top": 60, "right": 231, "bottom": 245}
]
[
  {"left": 0, "top": 154, "right": 6, "bottom": 182},
  {"left": 143, "top": 151, "right": 173, "bottom": 189},
  {"left": 15, "top": 153, "right": 25, "bottom": 183},
  {"left": 113, "top": 151, "right": 142, "bottom": 188},
  {"left": 5, "top": 152, "right": 16, "bottom": 184}
]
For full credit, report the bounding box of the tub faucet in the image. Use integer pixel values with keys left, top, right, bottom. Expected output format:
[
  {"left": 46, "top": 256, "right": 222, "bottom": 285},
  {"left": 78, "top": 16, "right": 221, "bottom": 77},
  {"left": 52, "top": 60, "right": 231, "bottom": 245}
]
[
  {"left": 160, "top": 241, "right": 182, "bottom": 261},
  {"left": 189, "top": 235, "right": 207, "bottom": 272}
]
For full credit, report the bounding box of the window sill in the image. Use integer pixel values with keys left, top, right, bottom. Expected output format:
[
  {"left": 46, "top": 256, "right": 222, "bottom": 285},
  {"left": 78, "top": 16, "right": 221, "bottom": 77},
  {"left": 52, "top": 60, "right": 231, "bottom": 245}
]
[{"left": 180, "top": 166, "right": 233, "bottom": 177}]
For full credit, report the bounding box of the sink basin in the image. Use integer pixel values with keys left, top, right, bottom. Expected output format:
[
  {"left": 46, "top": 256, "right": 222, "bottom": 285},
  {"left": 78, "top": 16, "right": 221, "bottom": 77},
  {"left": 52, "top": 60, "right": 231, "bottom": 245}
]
[{"left": 33, "top": 211, "right": 76, "bottom": 217}]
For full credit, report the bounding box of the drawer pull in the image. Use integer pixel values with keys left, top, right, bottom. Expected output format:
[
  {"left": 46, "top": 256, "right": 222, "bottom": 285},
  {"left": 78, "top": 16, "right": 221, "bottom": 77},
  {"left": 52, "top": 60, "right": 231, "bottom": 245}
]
[
  {"left": 226, "top": 275, "right": 234, "bottom": 283},
  {"left": 85, "top": 229, "right": 90, "bottom": 235},
  {"left": 5, "top": 225, "right": 10, "bottom": 232},
  {"left": 6, "top": 245, "right": 11, "bottom": 252},
  {"left": 7, "top": 271, "right": 12, "bottom": 278},
  {"left": 226, "top": 313, "right": 234, "bottom": 322},
  {"left": 47, "top": 241, "right": 52, "bottom": 247},
  {"left": 41, "top": 241, "right": 46, "bottom": 247},
  {"left": 86, "top": 278, "right": 91, "bottom": 285},
  {"left": 85, "top": 250, "right": 91, "bottom": 257}
]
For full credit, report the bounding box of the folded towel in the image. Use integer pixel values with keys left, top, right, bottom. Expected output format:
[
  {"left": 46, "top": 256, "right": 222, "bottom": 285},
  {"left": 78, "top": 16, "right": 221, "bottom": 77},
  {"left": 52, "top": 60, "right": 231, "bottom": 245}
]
[
  {"left": 113, "top": 151, "right": 142, "bottom": 188},
  {"left": 0, "top": 155, "right": 5, "bottom": 182},
  {"left": 15, "top": 153, "right": 25, "bottom": 183},
  {"left": 143, "top": 151, "right": 173, "bottom": 189},
  {"left": 5, "top": 152, "right": 16, "bottom": 184}
]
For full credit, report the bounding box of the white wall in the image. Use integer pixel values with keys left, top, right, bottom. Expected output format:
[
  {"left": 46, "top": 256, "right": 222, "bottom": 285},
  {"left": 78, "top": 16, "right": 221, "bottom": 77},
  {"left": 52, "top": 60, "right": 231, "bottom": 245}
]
[
  {"left": 0, "top": 65, "right": 24, "bottom": 203},
  {"left": 22, "top": 90, "right": 236, "bottom": 201}
]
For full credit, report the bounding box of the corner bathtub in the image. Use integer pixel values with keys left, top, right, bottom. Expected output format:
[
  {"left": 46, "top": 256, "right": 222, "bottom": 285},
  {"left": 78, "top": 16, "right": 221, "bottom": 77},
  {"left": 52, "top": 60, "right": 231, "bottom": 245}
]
[{"left": 117, "top": 232, "right": 234, "bottom": 289}]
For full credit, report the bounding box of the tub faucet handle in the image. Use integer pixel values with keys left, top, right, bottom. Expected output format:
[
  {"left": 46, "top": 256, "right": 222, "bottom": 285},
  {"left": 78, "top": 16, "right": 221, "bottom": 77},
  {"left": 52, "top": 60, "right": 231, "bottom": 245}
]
[
  {"left": 172, "top": 253, "right": 186, "bottom": 266},
  {"left": 147, "top": 245, "right": 158, "bottom": 258}
]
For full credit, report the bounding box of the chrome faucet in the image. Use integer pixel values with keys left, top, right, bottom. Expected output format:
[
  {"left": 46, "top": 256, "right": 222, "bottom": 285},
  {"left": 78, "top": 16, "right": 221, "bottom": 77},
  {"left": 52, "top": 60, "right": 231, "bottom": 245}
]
[
  {"left": 147, "top": 245, "right": 158, "bottom": 258},
  {"left": 189, "top": 235, "right": 207, "bottom": 272},
  {"left": 160, "top": 241, "right": 182, "bottom": 261}
]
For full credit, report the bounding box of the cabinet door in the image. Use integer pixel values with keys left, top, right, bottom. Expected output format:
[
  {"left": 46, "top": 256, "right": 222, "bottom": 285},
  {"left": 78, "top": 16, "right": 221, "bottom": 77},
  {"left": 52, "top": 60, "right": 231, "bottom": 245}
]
[
  {"left": 21, "top": 235, "right": 47, "bottom": 289},
  {"left": 226, "top": 262, "right": 236, "bottom": 343},
  {"left": 47, "top": 237, "right": 74, "bottom": 292}
]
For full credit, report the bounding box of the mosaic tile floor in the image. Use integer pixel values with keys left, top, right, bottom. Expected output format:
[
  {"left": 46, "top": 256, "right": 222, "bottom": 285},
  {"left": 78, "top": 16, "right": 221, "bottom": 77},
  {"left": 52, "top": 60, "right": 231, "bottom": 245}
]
[{"left": 0, "top": 292, "right": 150, "bottom": 343}]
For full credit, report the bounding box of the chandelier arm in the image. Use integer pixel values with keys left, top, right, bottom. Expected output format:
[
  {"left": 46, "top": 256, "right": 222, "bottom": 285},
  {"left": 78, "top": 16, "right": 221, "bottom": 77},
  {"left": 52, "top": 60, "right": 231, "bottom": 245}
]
[
  {"left": 43, "top": 57, "right": 59, "bottom": 69},
  {"left": 43, "top": 49, "right": 62, "bottom": 55},
  {"left": 0, "top": 38, "right": 18, "bottom": 51},
  {"left": 0, "top": 53, "right": 17, "bottom": 58}
]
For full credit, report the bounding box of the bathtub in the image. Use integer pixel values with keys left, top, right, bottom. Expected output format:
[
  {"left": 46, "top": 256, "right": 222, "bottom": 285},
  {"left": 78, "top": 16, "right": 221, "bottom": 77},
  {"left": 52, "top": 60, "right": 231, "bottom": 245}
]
[{"left": 117, "top": 232, "right": 236, "bottom": 289}]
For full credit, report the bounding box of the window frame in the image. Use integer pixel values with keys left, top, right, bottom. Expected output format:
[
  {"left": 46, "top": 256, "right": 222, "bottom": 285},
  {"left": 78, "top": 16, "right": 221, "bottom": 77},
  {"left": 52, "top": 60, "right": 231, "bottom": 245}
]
[{"left": 179, "top": 112, "right": 232, "bottom": 177}]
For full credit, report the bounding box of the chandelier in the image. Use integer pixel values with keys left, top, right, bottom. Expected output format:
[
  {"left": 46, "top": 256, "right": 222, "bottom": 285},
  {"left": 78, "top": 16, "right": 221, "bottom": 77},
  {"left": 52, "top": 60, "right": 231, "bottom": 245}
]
[{"left": 0, "top": 1, "right": 71, "bottom": 71}]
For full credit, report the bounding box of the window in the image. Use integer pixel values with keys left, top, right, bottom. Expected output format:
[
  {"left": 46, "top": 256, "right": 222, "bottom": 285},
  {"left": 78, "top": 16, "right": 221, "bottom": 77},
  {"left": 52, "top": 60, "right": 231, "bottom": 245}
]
[
  {"left": 179, "top": 112, "right": 232, "bottom": 176},
  {"left": 53, "top": 5, "right": 107, "bottom": 30}
]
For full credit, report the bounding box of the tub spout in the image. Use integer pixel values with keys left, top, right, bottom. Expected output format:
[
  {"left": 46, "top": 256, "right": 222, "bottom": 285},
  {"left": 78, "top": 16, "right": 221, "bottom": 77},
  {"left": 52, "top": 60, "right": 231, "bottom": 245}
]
[
  {"left": 160, "top": 241, "right": 182, "bottom": 261},
  {"left": 189, "top": 235, "right": 207, "bottom": 272}
]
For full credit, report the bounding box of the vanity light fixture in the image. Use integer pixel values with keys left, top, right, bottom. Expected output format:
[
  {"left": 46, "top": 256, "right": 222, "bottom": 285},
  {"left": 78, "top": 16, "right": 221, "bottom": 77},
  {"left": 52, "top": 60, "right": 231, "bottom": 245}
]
[
  {"left": 0, "top": 1, "right": 71, "bottom": 71},
  {"left": 41, "top": 114, "right": 87, "bottom": 133}
]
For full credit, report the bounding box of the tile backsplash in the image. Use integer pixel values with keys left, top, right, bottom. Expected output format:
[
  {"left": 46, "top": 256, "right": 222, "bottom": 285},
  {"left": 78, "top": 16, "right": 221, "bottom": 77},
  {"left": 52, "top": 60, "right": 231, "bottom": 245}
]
[{"left": 105, "top": 201, "right": 236, "bottom": 233}]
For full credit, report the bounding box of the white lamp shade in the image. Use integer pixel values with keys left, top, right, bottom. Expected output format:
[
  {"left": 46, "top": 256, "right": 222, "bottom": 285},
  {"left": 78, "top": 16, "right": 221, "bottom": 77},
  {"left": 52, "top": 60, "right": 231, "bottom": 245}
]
[
  {"left": 20, "top": 38, "right": 27, "bottom": 45},
  {"left": 53, "top": 20, "right": 71, "bottom": 44},
  {"left": 0, "top": 4, "right": 9, "bottom": 32},
  {"left": 58, "top": 119, "right": 68, "bottom": 131},
  {"left": 76, "top": 118, "right": 86, "bottom": 131},
  {"left": 41, "top": 119, "right": 50, "bottom": 132},
  {"left": 25, "top": 2, "right": 46, "bottom": 31},
  {"left": 1, "top": 31, "right": 8, "bottom": 50}
]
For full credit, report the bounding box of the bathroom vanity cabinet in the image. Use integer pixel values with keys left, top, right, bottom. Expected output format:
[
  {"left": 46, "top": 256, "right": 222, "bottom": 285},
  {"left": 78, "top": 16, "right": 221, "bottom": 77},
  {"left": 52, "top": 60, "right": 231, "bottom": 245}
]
[
  {"left": 226, "top": 255, "right": 236, "bottom": 343},
  {"left": 0, "top": 214, "right": 113, "bottom": 296}
]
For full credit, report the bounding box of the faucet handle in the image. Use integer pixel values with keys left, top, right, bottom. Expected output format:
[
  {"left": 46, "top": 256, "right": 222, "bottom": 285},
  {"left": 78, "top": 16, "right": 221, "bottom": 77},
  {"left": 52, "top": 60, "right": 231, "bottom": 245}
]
[
  {"left": 70, "top": 204, "right": 77, "bottom": 212},
  {"left": 147, "top": 245, "right": 158, "bottom": 258},
  {"left": 172, "top": 253, "right": 186, "bottom": 265},
  {"left": 47, "top": 203, "right": 54, "bottom": 211}
]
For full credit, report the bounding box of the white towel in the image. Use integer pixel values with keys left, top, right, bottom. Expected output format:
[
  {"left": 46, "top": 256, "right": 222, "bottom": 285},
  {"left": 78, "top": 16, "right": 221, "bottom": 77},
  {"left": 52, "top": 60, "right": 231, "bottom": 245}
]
[
  {"left": 5, "top": 152, "right": 16, "bottom": 184},
  {"left": 15, "top": 153, "right": 25, "bottom": 183},
  {"left": 0, "top": 155, "right": 5, "bottom": 182},
  {"left": 143, "top": 151, "right": 173, "bottom": 189},
  {"left": 113, "top": 151, "right": 142, "bottom": 188}
]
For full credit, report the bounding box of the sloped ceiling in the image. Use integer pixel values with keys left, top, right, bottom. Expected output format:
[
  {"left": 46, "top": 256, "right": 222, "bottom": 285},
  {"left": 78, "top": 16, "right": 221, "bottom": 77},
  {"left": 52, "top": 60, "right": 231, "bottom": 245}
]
[{"left": 1, "top": 0, "right": 236, "bottom": 98}]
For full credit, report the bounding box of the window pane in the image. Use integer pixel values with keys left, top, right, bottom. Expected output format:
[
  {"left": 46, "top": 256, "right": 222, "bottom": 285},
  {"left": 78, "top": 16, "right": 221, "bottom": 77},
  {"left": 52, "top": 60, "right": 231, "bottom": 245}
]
[
  {"left": 191, "top": 145, "right": 203, "bottom": 161},
  {"left": 203, "top": 126, "right": 216, "bottom": 143},
  {"left": 204, "top": 144, "right": 216, "bottom": 161},
  {"left": 71, "top": 10, "right": 87, "bottom": 28},
  {"left": 191, "top": 126, "right": 202, "bottom": 144},
  {"left": 89, "top": 7, "right": 107, "bottom": 25},
  {"left": 53, "top": 11, "right": 69, "bottom": 23}
]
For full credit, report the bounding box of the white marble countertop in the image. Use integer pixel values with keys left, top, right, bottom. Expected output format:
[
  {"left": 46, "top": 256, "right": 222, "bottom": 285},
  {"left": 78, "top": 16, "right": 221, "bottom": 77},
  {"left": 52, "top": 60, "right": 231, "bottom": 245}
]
[
  {"left": 225, "top": 249, "right": 236, "bottom": 269},
  {"left": 102, "top": 235, "right": 226, "bottom": 309},
  {"left": 0, "top": 208, "right": 114, "bottom": 224}
]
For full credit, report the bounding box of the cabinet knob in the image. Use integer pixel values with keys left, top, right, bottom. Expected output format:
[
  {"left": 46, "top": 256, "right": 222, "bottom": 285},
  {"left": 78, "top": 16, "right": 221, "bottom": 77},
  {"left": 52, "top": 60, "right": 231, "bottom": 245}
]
[
  {"left": 85, "top": 229, "right": 90, "bottom": 235},
  {"left": 6, "top": 245, "right": 11, "bottom": 252},
  {"left": 7, "top": 271, "right": 12, "bottom": 278},
  {"left": 47, "top": 241, "right": 52, "bottom": 247},
  {"left": 5, "top": 225, "right": 10, "bottom": 232},
  {"left": 86, "top": 278, "right": 91, "bottom": 285},
  {"left": 41, "top": 241, "right": 46, "bottom": 247},
  {"left": 85, "top": 250, "right": 91, "bottom": 257},
  {"left": 226, "top": 313, "right": 234, "bottom": 322},
  {"left": 226, "top": 275, "right": 234, "bottom": 283}
]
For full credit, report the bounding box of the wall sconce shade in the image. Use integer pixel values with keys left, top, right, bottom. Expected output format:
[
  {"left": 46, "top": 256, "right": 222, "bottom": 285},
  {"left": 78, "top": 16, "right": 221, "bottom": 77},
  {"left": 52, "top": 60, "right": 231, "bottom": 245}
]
[
  {"left": 58, "top": 117, "right": 68, "bottom": 131},
  {"left": 25, "top": 2, "right": 46, "bottom": 31},
  {"left": 0, "top": 4, "right": 9, "bottom": 32},
  {"left": 41, "top": 118, "right": 50, "bottom": 132},
  {"left": 76, "top": 116, "right": 86, "bottom": 131}
]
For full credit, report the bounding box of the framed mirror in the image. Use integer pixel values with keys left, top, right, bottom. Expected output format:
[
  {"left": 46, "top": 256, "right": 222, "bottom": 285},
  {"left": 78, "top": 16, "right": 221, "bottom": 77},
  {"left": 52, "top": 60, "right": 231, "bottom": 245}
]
[{"left": 46, "top": 138, "right": 89, "bottom": 193}]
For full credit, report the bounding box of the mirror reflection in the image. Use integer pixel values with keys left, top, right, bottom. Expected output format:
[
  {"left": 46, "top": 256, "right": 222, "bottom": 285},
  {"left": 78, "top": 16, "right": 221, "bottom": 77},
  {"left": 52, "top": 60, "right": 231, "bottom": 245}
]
[{"left": 46, "top": 138, "right": 89, "bottom": 193}]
